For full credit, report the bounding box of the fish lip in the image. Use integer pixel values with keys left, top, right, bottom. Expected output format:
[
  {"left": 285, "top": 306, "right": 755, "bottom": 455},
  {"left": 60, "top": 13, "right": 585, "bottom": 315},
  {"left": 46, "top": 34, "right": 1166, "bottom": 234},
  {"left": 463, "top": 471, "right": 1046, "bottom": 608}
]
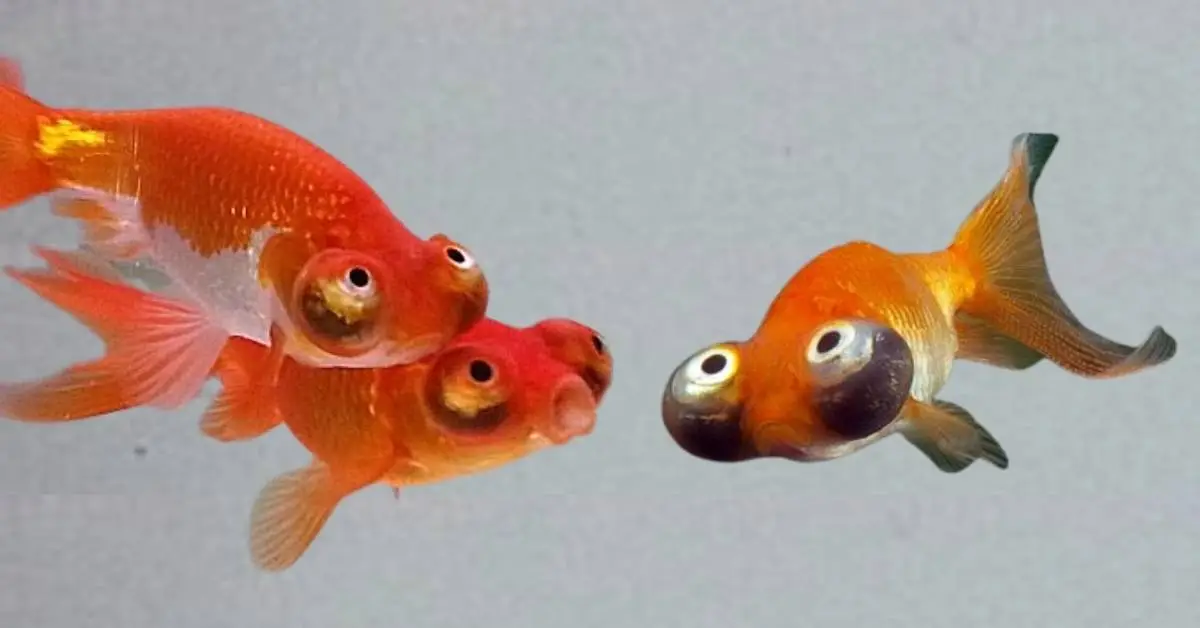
[
  {"left": 580, "top": 366, "right": 611, "bottom": 401},
  {"left": 544, "top": 377, "right": 597, "bottom": 444}
]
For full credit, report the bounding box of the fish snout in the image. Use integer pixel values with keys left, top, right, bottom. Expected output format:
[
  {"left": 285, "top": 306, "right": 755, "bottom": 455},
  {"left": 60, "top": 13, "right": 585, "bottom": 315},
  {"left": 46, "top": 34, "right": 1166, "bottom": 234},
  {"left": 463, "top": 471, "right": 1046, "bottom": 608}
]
[
  {"left": 543, "top": 376, "right": 597, "bottom": 444},
  {"left": 810, "top": 322, "right": 914, "bottom": 440}
]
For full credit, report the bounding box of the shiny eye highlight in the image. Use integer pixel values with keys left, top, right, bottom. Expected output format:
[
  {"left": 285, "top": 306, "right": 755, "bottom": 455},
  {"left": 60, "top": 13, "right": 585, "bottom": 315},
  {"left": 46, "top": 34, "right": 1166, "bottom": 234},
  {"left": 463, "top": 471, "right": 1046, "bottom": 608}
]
[
  {"left": 682, "top": 346, "right": 739, "bottom": 389},
  {"left": 590, "top": 333, "right": 606, "bottom": 354},
  {"left": 340, "top": 266, "right": 374, "bottom": 297},
  {"left": 444, "top": 245, "right": 475, "bottom": 270},
  {"left": 805, "top": 321, "right": 856, "bottom": 364}
]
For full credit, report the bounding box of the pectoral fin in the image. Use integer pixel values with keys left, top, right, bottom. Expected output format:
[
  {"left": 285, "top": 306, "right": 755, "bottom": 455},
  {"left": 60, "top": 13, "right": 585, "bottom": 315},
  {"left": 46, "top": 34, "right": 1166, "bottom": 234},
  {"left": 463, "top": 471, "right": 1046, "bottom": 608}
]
[{"left": 899, "top": 398, "right": 1008, "bottom": 473}]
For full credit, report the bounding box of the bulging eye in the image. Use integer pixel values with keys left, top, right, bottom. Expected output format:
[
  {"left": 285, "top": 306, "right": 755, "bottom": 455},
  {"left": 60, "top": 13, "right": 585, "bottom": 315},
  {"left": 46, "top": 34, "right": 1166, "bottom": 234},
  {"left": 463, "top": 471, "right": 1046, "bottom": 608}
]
[
  {"left": 805, "top": 321, "right": 856, "bottom": 364},
  {"left": 590, "top": 333, "right": 606, "bottom": 354},
  {"left": 683, "top": 346, "right": 739, "bottom": 389},
  {"left": 291, "top": 251, "right": 385, "bottom": 359},
  {"left": 339, "top": 266, "right": 375, "bottom": 297},
  {"left": 444, "top": 245, "right": 476, "bottom": 271}
]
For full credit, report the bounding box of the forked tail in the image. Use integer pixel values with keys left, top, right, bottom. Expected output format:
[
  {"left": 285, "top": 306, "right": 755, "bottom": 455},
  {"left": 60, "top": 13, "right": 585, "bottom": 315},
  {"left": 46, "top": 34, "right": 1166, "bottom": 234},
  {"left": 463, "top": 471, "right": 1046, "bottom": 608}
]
[
  {"left": 0, "top": 58, "right": 56, "bottom": 208},
  {"left": 0, "top": 247, "right": 229, "bottom": 422},
  {"left": 948, "top": 133, "right": 1176, "bottom": 378}
]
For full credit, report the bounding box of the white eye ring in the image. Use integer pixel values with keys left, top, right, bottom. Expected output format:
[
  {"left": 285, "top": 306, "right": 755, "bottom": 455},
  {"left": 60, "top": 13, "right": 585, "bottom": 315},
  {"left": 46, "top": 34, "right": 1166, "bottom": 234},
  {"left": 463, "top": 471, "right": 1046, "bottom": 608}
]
[
  {"left": 805, "top": 322, "right": 856, "bottom": 364},
  {"left": 445, "top": 245, "right": 476, "bottom": 271},
  {"left": 339, "top": 266, "right": 376, "bottom": 298},
  {"left": 684, "top": 346, "right": 739, "bottom": 388}
]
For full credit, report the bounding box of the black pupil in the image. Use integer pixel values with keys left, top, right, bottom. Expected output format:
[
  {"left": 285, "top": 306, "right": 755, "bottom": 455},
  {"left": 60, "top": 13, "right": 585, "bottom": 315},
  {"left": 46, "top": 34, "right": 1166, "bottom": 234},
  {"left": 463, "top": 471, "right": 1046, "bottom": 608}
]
[
  {"left": 347, "top": 267, "right": 370, "bottom": 288},
  {"left": 700, "top": 353, "right": 727, "bottom": 375},
  {"left": 591, "top": 334, "right": 605, "bottom": 353},
  {"left": 816, "top": 330, "right": 841, "bottom": 354},
  {"left": 446, "top": 247, "right": 467, "bottom": 264},
  {"left": 468, "top": 360, "right": 493, "bottom": 383}
]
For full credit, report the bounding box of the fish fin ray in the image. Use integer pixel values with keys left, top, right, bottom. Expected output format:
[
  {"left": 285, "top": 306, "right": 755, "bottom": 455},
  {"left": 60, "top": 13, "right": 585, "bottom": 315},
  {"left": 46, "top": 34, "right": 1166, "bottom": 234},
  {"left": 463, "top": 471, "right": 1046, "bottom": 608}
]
[
  {"left": 899, "top": 398, "right": 1008, "bottom": 473},
  {"left": 202, "top": 331, "right": 287, "bottom": 442},
  {"left": 0, "top": 247, "right": 227, "bottom": 421},
  {"left": 249, "top": 457, "right": 386, "bottom": 571},
  {"left": 950, "top": 133, "right": 1176, "bottom": 378},
  {"left": 953, "top": 311, "right": 1044, "bottom": 370},
  {"left": 50, "top": 195, "right": 149, "bottom": 261}
]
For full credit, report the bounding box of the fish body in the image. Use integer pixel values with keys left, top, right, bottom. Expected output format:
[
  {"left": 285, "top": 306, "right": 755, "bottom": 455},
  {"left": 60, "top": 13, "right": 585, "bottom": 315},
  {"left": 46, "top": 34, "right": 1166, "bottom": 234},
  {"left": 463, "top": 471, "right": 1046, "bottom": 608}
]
[
  {"left": 662, "top": 133, "right": 1176, "bottom": 472},
  {"left": 0, "top": 59, "right": 488, "bottom": 421},
  {"left": 208, "top": 316, "right": 611, "bottom": 571}
]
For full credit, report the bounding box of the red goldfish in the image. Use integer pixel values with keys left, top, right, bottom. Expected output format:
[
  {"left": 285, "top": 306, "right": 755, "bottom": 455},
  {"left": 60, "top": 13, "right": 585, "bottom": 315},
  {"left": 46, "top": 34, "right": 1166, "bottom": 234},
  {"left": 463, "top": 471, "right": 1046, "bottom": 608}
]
[
  {"left": 662, "top": 133, "right": 1176, "bottom": 472},
  {"left": 0, "top": 57, "right": 488, "bottom": 422},
  {"left": 207, "top": 316, "right": 611, "bottom": 571}
]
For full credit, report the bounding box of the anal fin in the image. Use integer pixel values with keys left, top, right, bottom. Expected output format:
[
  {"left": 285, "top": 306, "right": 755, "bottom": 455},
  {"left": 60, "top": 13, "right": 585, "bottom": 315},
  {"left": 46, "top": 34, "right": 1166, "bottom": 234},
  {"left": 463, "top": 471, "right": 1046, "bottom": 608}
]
[{"left": 249, "top": 457, "right": 389, "bottom": 571}]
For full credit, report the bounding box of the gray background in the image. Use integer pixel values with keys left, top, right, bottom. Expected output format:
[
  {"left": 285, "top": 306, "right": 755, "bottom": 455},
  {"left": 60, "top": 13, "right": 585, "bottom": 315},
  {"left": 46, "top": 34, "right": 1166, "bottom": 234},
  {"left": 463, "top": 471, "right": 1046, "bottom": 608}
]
[{"left": 0, "top": 1, "right": 1197, "bottom": 627}]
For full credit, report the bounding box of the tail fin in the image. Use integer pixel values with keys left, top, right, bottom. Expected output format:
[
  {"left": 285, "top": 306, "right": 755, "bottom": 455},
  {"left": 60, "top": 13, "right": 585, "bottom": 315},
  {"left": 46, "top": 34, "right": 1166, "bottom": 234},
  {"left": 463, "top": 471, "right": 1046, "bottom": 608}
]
[
  {"left": 0, "top": 58, "right": 56, "bottom": 208},
  {"left": 0, "top": 247, "right": 228, "bottom": 422},
  {"left": 949, "top": 133, "right": 1176, "bottom": 378}
]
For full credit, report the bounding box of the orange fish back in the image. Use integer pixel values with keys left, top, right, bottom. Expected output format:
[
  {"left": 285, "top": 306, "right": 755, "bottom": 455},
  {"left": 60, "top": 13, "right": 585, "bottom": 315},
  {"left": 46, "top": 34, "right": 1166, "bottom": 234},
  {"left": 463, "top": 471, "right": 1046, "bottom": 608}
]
[
  {"left": 753, "top": 241, "right": 959, "bottom": 402},
  {"left": 44, "top": 107, "right": 397, "bottom": 256}
]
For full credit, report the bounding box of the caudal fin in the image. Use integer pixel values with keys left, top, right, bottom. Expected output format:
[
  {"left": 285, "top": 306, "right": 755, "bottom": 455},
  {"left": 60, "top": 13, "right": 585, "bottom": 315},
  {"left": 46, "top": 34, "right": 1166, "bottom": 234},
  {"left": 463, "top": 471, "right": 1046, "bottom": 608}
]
[
  {"left": 949, "top": 133, "right": 1176, "bottom": 378},
  {"left": 0, "top": 247, "right": 228, "bottom": 422},
  {"left": 0, "top": 57, "right": 55, "bottom": 208}
]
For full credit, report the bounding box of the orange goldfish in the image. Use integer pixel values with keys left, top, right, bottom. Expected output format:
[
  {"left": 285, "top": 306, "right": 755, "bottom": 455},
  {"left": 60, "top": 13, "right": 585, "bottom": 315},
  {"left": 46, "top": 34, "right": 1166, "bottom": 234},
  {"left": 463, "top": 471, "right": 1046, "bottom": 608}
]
[
  {"left": 206, "top": 316, "right": 611, "bottom": 571},
  {"left": 0, "top": 58, "right": 488, "bottom": 421},
  {"left": 662, "top": 133, "right": 1176, "bottom": 472}
]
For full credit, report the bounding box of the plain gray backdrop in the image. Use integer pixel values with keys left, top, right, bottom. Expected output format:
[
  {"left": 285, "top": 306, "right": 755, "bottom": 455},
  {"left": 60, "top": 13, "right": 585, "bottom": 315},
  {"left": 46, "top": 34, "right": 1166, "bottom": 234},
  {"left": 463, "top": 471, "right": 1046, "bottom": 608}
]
[{"left": 0, "top": 1, "right": 1197, "bottom": 627}]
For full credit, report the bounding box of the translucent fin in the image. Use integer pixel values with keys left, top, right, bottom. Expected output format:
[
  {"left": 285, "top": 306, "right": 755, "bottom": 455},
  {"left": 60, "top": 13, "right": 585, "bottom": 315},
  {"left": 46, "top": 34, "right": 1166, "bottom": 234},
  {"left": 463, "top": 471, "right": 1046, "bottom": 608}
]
[
  {"left": 950, "top": 133, "right": 1176, "bottom": 378},
  {"left": 201, "top": 329, "right": 286, "bottom": 442},
  {"left": 0, "top": 247, "right": 228, "bottom": 421},
  {"left": 50, "top": 196, "right": 148, "bottom": 261},
  {"left": 953, "top": 311, "right": 1044, "bottom": 370},
  {"left": 248, "top": 458, "right": 386, "bottom": 571},
  {"left": 899, "top": 398, "right": 1009, "bottom": 473}
]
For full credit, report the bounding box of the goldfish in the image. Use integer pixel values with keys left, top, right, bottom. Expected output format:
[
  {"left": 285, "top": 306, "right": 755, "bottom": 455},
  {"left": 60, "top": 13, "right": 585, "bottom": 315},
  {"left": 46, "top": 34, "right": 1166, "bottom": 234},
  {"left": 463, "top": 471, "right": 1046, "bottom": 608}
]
[
  {"left": 661, "top": 133, "right": 1176, "bottom": 472},
  {"left": 0, "top": 57, "right": 488, "bottom": 422},
  {"left": 204, "top": 316, "right": 610, "bottom": 571}
]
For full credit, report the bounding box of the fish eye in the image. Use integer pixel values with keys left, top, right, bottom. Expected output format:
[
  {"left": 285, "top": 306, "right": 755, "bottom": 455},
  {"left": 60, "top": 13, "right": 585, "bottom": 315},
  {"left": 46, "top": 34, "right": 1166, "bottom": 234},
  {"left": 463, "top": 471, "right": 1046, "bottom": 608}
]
[
  {"left": 339, "top": 265, "right": 374, "bottom": 297},
  {"left": 444, "top": 245, "right": 475, "bottom": 270},
  {"left": 684, "top": 346, "right": 738, "bottom": 388},
  {"left": 590, "top": 333, "right": 606, "bottom": 354},
  {"left": 676, "top": 345, "right": 739, "bottom": 396},
  {"left": 468, "top": 359, "right": 494, "bottom": 384},
  {"left": 805, "top": 321, "right": 856, "bottom": 364}
]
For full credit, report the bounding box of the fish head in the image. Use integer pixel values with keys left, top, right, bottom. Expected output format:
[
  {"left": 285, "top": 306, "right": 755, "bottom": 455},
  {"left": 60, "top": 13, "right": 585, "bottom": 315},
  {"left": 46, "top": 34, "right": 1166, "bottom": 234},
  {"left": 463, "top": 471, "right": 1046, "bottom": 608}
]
[
  {"left": 526, "top": 318, "right": 614, "bottom": 402},
  {"left": 662, "top": 319, "right": 914, "bottom": 463},
  {"left": 287, "top": 235, "right": 489, "bottom": 368},
  {"left": 423, "top": 329, "right": 599, "bottom": 452}
]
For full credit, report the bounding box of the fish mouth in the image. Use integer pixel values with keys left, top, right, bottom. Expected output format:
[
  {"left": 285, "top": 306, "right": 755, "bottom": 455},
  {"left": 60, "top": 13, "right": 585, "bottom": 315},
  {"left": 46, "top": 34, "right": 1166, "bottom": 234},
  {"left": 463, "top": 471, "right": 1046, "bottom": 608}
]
[
  {"left": 542, "top": 377, "right": 597, "bottom": 445},
  {"left": 580, "top": 366, "right": 611, "bottom": 401}
]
